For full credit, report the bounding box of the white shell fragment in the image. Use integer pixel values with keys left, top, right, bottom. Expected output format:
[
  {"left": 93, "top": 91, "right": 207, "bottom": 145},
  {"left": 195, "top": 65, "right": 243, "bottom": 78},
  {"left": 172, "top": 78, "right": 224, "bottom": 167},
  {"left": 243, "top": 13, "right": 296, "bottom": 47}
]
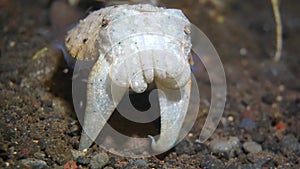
[{"left": 66, "top": 4, "right": 193, "bottom": 154}]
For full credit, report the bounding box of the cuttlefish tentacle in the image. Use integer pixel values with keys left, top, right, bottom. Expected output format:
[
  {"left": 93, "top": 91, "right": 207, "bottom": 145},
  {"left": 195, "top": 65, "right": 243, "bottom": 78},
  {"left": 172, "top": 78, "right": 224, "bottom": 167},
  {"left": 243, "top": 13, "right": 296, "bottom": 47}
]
[
  {"left": 79, "top": 57, "right": 127, "bottom": 151},
  {"left": 149, "top": 80, "right": 191, "bottom": 152}
]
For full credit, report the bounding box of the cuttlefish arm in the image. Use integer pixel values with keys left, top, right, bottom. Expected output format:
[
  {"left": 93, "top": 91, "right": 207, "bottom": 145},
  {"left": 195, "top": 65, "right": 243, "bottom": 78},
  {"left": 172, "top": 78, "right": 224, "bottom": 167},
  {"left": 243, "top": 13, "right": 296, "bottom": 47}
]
[
  {"left": 79, "top": 57, "right": 127, "bottom": 151},
  {"left": 149, "top": 79, "right": 191, "bottom": 152}
]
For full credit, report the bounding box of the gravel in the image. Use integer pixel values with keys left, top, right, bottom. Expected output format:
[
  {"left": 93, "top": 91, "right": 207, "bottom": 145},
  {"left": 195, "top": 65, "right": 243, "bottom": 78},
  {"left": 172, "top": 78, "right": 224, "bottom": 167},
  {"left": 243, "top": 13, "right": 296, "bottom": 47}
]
[
  {"left": 44, "top": 139, "right": 72, "bottom": 165},
  {"left": 90, "top": 152, "right": 109, "bottom": 169},
  {"left": 200, "top": 155, "right": 224, "bottom": 169},
  {"left": 280, "top": 134, "right": 300, "bottom": 156},
  {"left": 238, "top": 118, "right": 257, "bottom": 130},
  {"left": 76, "top": 155, "right": 90, "bottom": 166},
  {"left": 19, "top": 158, "right": 48, "bottom": 169},
  {"left": 134, "top": 159, "right": 148, "bottom": 167}
]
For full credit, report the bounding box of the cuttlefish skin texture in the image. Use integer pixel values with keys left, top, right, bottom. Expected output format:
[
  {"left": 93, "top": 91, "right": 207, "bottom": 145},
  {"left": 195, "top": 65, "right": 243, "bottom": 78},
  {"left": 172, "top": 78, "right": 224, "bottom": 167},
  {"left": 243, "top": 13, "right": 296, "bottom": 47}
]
[{"left": 65, "top": 4, "right": 192, "bottom": 153}]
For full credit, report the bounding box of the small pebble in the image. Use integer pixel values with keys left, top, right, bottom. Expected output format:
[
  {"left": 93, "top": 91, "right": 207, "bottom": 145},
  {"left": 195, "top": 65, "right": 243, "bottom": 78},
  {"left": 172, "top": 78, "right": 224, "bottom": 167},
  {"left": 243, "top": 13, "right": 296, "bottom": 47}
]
[
  {"left": 38, "top": 139, "right": 46, "bottom": 151},
  {"left": 239, "top": 48, "right": 248, "bottom": 56},
  {"left": 262, "top": 138, "right": 280, "bottom": 153},
  {"left": 135, "top": 159, "right": 147, "bottom": 167},
  {"left": 284, "top": 99, "right": 300, "bottom": 116},
  {"left": 193, "top": 141, "right": 209, "bottom": 154},
  {"left": 251, "top": 132, "right": 265, "bottom": 144},
  {"left": 238, "top": 118, "right": 257, "bottom": 130},
  {"left": 63, "top": 68, "right": 69, "bottom": 74},
  {"left": 90, "top": 152, "right": 109, "bottom": 169},
  {"left": 9, "top": 41, "right": 16, "bottom": 48},
  {"left": 278, "top": 85, "right": 285, "bottom": 92},
  {"left": 19, "top": 158, "right": 48, "bottom": 169},
  {"left": 63, "top": 160, "right": 77, "bottom": 169},
  {"left": 227, "top": 115, "right": 234, "bottom": 122},
  {"left": 76, "top": 156, "right": 90, "bottom": 165},
  {"left": 280, "top": 134, "right": 300, "bottom": 155},
  {"left": 274, "top": 121, "right": 286, "bottom": 130},
  {"left": 67, "top": 122, "right": 81, "bottom": 136},
  {"left": 261, "top": 93, "right": 276, "bottom": 105},
  {"left": 243, "top": 141, "right": 262, "bottom": 154},
  {"left": 33, "top": 152, "right": 46, "bottom": 160},
  {"left": 175, "top": 140, "right": 193, "bottom": 155},
  {"left": 209, "top": 137, "right": 241, "bottom": 158},
  {"left": 200, "top": 155, "right": 224, "bottom": 169},
  {"left": 71, "top": 149, "right": 84, "bottom": 159},
  {"left": 276, "top": 95, "right": 283, "bottom": 102}
]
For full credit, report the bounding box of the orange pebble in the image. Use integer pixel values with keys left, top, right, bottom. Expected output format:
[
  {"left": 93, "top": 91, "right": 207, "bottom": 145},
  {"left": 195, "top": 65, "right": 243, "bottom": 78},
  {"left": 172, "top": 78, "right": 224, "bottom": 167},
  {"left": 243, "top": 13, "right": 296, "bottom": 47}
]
[
  {"left": 275, "top": 121, "right": 286, "bottom": 130},
  {"left": 63, "top": 160, "right": 77, "bottom": 169}
]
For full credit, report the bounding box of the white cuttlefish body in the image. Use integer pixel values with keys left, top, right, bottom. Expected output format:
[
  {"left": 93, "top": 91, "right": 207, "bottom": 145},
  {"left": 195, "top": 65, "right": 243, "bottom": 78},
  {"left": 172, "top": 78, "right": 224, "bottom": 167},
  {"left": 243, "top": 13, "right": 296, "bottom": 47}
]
[{"left": 65, "top": 4, "right": 192, "bottom": 153}]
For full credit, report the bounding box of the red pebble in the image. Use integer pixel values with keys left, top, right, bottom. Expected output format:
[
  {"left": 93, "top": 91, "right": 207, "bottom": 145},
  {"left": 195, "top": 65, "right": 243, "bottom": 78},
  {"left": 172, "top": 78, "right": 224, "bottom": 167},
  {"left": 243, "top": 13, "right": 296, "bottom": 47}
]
[
  {"left": 20, "top": 148, "right": 29, "bottom": 155},
  {"left": 275, "top": 121, "right": 286, "bottom": 130},
  {"left": 8, "top": 121, "right": 13, "bottom": 127},
  {"left": 63, "top": 160, "right": 77, "bottom": 169}
]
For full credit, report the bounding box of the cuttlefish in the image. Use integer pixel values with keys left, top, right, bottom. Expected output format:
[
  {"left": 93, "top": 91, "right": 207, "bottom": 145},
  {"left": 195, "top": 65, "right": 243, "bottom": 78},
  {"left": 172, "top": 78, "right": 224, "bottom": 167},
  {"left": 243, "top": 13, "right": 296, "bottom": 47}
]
[{"left": 65, "top": 4, "right": 194, "bottom": 153}]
